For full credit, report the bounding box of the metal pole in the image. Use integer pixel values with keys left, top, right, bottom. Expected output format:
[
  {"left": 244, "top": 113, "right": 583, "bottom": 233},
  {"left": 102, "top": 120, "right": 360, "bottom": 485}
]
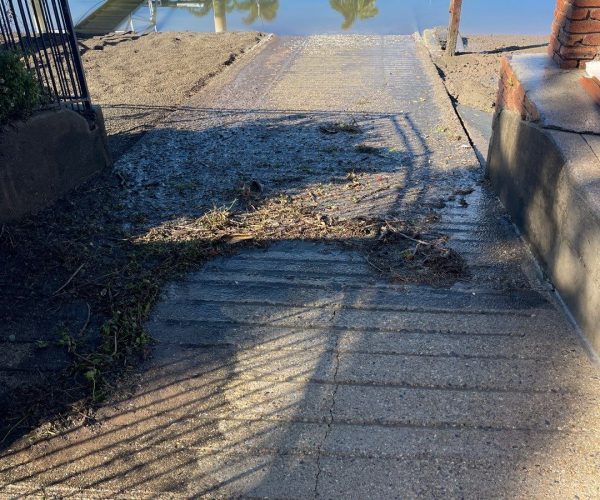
[
  {"left": 58, "top": 0, "right": 92, "bottom": 111},
  {"left": 447, "top": 0, "right": 463, "bottom": 57}
]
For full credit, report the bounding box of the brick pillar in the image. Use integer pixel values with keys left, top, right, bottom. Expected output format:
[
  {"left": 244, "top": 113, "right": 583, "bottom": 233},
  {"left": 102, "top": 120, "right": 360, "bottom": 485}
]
[
  {"left": 496, "top": 58, "right": 541, "bottom": 121},
  {"left": 550, "top": 0, "right": 600, "bottom": 68}
]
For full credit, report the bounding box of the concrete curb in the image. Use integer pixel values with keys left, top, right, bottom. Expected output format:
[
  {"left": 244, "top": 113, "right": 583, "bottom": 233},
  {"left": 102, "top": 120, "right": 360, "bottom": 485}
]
[
  {"left": 0, "top": 106, "right": 111, "bottom": 221},
  {"left": 487, "top": 109, "right": 600, "bottom": 359}
]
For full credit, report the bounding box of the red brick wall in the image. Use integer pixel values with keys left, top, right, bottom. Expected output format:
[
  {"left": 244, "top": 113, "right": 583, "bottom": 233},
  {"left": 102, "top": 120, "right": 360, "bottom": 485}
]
[
  {"left": 550, "top": 0, "right": 600, "bottom": 68},
  {"left": 496, "top": 58, "right": 540, "bottom": 121}
]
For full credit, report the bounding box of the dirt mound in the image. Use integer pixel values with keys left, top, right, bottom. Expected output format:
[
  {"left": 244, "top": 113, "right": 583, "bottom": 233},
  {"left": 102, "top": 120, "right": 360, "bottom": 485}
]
[{"left": 433, "top": 34, "right": 548, "bottom": 112}]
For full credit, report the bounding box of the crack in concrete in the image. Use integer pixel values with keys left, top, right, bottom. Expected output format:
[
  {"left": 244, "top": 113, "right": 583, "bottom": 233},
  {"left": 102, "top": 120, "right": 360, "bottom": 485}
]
[
  {"left": 314, "top": 306, "right": 341, "bottom": 498},
  {"left": 542, "top": 123, "right": 600, "bottom": 137},
  {"left": 581, "top": 133, "right": 600, "bottom": 165}
]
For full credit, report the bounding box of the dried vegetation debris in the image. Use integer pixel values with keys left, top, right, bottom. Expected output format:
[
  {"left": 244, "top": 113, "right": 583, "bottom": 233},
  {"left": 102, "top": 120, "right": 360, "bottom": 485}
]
[
  {"left": 319, "top": 119, "right": 362, "bottom": 135},
  {"left": 141, "top": 191, "right": 467, "bottom": 286}
]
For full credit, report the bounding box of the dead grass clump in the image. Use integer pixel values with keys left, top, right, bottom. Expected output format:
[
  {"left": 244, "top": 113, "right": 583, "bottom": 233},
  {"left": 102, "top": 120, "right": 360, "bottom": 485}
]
[
  {"left": 366, "top": 221, "right": 467, "bottom": 285},
  {"left": 319, "top": 118, "right": 362, "bottom": 135},
  {"left": 355, "top": 143, "right": 380, "bottom": 155},
  {"left": 139, "top": 192, "right": 467, "bottom": 287}
]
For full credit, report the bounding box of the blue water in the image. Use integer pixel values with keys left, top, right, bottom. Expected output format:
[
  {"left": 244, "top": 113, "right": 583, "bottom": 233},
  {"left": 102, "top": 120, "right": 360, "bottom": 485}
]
[{"left": 71, "top": 0, "right": 556, "bottom": 36}]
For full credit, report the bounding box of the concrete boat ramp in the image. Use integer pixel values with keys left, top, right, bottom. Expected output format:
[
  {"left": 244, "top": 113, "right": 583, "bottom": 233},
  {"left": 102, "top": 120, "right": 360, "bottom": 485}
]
[
  {"left": 75, "top": 0, "right": 146, "bottom": 35},
  {"left": 1, "top": 35, "right": 599, "bottom": 498}
]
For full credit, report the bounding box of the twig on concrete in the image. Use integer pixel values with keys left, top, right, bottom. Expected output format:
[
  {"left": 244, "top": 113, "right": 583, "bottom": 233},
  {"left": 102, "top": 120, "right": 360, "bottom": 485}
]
[
  {"left": 79, "top": 303, "right": 91, "bottom": 336},
  {"left": 355, "top": 186, "right": 390, "bottom": 203},
  {"left": 0, "top": 415, "right": 27, "bottom": 445},
  {"left": 0, "top": 224, "right": 15, "bottom": 248},
  {"left": 364, "top": 256, "right": 385, "bottom": 274},
  {"left": 53, "top": 263, "right": 85, "bottom": 295},
  {"left": 385, "top": 222, "right": 430, "bottom": 246}
]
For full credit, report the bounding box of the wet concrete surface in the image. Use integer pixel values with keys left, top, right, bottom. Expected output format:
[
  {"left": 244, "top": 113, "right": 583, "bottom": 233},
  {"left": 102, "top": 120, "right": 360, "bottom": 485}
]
[
  {"left": 1, "top": 35, "right": 599, "bottom": 498},
  {"left": 455, "top": 103, "right": 493, "bottom": 166}
]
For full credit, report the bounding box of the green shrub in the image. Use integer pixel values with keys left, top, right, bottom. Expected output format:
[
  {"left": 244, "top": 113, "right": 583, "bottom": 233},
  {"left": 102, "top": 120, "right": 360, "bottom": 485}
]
[{"left": 0, "top": 50, "right": 41, "bottom": 125}]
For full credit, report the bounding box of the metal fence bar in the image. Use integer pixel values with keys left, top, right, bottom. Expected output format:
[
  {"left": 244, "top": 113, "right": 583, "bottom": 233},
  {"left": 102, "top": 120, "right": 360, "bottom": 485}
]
[
  {"left": 59, "top": 0, "right": 90, "bottom": 111},
  {"left": 0, "top": 0, "right": 92, "bottom": 113},
  {"left": 17, "top": 0, "right": 64, "bottom": 102}
]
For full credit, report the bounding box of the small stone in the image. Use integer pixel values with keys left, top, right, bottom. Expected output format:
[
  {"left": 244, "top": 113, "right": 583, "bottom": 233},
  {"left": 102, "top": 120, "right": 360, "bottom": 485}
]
[{"left": 8, "top": 334, "right": 16, "bottom": 342}]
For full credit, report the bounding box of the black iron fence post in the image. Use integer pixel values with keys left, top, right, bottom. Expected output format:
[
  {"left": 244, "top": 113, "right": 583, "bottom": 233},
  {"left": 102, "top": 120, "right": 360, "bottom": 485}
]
[{"left": 1, "top": 0, "right": 92, "bottom": 114}]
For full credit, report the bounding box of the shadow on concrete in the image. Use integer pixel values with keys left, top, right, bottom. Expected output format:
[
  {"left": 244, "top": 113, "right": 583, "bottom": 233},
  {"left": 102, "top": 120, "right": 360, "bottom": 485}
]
[
  {"left": 0, "top": 244, "right": 595, "bottom": 495},
  {"left": 0, "top": 105, "right": 439, "bottom": 446},
  {"left": 1, "top": 104, "right": 595, "bottom": 496}
]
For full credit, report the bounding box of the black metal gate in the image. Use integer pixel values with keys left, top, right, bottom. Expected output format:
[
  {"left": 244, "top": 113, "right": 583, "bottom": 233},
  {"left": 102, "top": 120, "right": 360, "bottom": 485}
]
[{"left": 0, "top": 0, "right": 91, "bottom": 113}]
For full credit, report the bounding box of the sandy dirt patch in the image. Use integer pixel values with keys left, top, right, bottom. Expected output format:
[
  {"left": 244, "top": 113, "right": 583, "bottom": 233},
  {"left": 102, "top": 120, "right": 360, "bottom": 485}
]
[
  {"left": 433, "top": 35, "right": 549, "bottom": 112},
  {"left": 80, "top": 31, "right": 266, "bottom": 158}
]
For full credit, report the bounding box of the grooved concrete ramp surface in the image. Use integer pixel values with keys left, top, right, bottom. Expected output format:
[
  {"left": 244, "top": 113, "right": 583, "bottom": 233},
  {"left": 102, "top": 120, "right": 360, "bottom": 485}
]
[
  {"left": 75, "top": 0, "right": 144, "bottom": 35},
  {"left": 1, "top": 35, "right": 599, "bottom": 498}
]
